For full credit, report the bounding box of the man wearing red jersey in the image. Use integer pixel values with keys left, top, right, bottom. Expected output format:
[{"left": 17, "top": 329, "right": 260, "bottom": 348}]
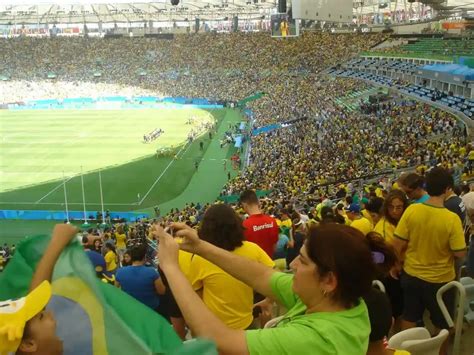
[{"left": 239, "top": 190, "right": 279, "bottom": 258}]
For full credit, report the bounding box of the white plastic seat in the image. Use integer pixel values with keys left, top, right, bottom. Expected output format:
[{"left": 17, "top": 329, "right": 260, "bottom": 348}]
[
  {"left": 388, "top": 327, "right": 449, "bottom": 355},
  {"left": 372, "top": 280, "right": 386, "bottom": 293},
  {"left": 460, "top": 276, "right": 474, "bottom": 324}
]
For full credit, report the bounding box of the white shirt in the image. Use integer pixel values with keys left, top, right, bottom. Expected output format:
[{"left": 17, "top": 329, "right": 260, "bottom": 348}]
[
  {"left": 461, "top": 191, "right": 474, "bottom": 226},
  {"left": 462, "top": 191, "right": 474, "bottom": 211}
]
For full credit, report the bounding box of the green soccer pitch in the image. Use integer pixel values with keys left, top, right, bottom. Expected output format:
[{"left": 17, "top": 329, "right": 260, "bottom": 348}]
[{"left": 0, "top": 107, "right": 244, "bottom": 216}]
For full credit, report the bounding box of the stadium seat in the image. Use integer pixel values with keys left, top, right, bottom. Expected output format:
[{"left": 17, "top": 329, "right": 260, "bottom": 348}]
[
  {"left": 388, "top": 328, "right": 449, "bottom": 355},
  {"left": 460, "top": 277, "right": 474, "bottom": 324}
]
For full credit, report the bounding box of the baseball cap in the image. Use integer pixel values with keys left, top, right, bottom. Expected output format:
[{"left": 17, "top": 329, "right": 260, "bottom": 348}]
[
  {"left": 0, "top": 281, "right": 52, "bottom": 355},
  {"left": 345, "top": 203, "right": 361, "bottom": 214}
]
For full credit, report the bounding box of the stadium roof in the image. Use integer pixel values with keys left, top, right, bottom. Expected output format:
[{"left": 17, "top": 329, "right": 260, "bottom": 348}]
[
  {"left": 0, "top": 1, "right": 278, "bottom": 24},
  {"left": 0, "top": 1, "right": 472, "bottom": 25}
]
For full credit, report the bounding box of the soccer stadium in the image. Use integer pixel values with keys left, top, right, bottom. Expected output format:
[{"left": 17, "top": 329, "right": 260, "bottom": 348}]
[{"left": 1, "top": 0, "right": 474, "bottom": 353}]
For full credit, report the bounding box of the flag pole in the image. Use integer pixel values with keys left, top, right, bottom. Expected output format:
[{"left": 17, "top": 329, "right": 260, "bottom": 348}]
[
  {"left": 99, "top": 170, "right": 105, "bottom": 226},
  {"left": 63, "top": 171, "right": 70, "bottom": 223},
  {"left": 81, "top": 166, "right": 89, "bottom": 226}
]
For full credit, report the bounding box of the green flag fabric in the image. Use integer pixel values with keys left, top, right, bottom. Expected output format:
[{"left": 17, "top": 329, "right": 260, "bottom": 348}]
[{"left": 0, "top": 234, "right": 217, "bottom": 355}]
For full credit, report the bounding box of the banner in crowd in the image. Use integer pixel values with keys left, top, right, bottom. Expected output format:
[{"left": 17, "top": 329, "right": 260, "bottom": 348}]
[{"left": 0, "top": 234, "right": 217, "bottom": 354}]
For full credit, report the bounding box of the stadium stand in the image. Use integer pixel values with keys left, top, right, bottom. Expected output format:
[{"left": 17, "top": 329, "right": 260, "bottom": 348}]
[
  {"left": 2, "top": 25, "right": 474, "bottom": 355},
  {"left": 361, "top": 37, "right": 474, "bottom": 61}
]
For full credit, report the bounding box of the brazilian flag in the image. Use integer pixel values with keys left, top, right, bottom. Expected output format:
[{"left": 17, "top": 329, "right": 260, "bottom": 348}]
[{"left": 0, "top": 235, "right": 217, "bottom": 354}]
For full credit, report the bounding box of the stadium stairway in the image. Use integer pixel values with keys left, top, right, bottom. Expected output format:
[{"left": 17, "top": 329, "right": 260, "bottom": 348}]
[{"left": 334, "top": 87, "right": 381, "bottom": 112}]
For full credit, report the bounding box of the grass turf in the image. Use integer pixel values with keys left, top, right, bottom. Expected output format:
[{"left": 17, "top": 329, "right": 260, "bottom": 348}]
[
  {"left": 0, "top": 108, "right": 240, "bottom": 212},
  {"left": 0, "top": 107, "right": 245, "bottom": 245}
]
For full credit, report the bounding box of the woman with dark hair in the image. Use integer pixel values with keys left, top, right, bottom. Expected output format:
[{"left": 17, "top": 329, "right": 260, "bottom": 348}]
[
  {"left": 374, "top": 190, "right": 409, "bottom": 244},
  {"left": 104, "top": 243, "right": 118, "bottom": 274},
  {"left": 155, "top": 223, "right": 381, "bottom": 354},
  {"left": 122, "top": 250, "right": 132, "bottom": 267},
  {"left": 92, "top": 238, "right": 102, "bottom": 253},
  {"left": 373, "top": 190, "right": 409, "bottom": 332},
  {"left": 365, "top": 232, "right": 398, "bottom": 279},
  {"left": 362, "top": 232, "right": 405, "bottom": 354},
  {"left": 185, "top": 204, "right": 274, "bottom": 330}
]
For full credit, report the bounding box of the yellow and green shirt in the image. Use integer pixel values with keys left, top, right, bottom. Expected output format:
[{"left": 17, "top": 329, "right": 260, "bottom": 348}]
[{"left": 394, "top": 203, "right": 466, "bottom": 283}]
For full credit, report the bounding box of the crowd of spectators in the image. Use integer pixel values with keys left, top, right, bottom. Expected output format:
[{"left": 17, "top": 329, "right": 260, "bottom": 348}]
[
  {"left": 1, "top": 32, "right": 474, "bottom": 354},
  {"left": 9, "top": 170, "right": 471, "bottom": 353},
  {"left": 0, "top": 32, "right": 386, "bottom": 104},
  {"left": 224, "top": 90, "right": 468, "bottom": 202}
]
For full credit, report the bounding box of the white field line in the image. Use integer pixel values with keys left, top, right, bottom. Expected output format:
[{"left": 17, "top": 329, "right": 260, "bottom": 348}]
[
  {"left": 35, "top": 175, "right": 75, "bottom": 204},
  {"left": 138, "top": 142, "right": 191, "bottom": 205}
]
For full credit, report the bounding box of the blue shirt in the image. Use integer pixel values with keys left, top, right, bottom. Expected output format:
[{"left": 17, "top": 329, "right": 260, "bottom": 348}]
[
  {"left": 116, "top": 265, "right": 160, "bottom": 310},
  {"left": 414, "top": 194, "right": 430, "bottom": 204},
  {"left": 274, "top": 234, "right": 289, "bottom": 259},
  {"left": 85, "top": 250, "right": 106, "bottom": 272}
]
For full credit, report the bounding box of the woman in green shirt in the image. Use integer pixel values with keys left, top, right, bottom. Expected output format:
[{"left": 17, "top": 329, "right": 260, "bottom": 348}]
[{"left": 154, "top": 222, "right": 379, "bottom": 354}]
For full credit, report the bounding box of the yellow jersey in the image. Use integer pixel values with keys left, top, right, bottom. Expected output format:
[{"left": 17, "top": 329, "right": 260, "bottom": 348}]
[
  {"left": 394, "top": 203, "right": 466, "bottom": 283},
  {"left": 277, "top": 218, "right": 293, "bottom": 229},
  {"left": 178, "top": 249, "right": 193, "bottom": 277},
  {"left": 373, "top": 217, "right": 396, "bottom": 245},
  {"left": 350, "top": 217, "right": 373, "bottom": 236},
  {"left": 105, "top": 250, "right": 117, "bottom": 272},
  {"left": 115, "top": 233, "right": 127, "bottom": 249},
  {"left": 469, "top": 150, "right": 474, "bottom": 161},
  {"left": 186, "top": 241, "right": 274, "bottom": 329},
  {"left": 394, "top": 350, "right": 411, "bottom": 355},
  {"left": 361, "top": 209, "right": 374, "bottom": 226},
  {"left": 375, "top": 187, "right": 383, "bottom": 198}
]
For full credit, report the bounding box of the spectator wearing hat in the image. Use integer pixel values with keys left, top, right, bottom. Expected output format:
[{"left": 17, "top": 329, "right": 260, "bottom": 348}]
[
  {"left": 346, "top": 203, "right": 373, "bottom": 236},
  {"left": 0, "top": 224, "right": 78, "bottom": 355},
  {"left": 0, "top": 281, "right": 57, "bottom": 355}
]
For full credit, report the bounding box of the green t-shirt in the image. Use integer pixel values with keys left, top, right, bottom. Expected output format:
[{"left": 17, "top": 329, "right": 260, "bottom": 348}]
[{"left": 246, "top": 273, "right": 370, "bottom": 355}]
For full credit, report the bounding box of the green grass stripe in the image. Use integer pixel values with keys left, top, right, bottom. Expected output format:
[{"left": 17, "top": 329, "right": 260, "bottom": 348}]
[{"left": 0, "top": 108, "right": 244, "bottom": 213}]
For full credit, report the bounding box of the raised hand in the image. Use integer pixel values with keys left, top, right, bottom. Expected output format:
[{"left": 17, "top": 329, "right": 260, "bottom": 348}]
[
  {"left": 51, "top": 223, "right": 78, "bottom": 249},
  {"left": 170, "top": 222, "right": 203, "bottom": 254},
  {"left": 151, "top": 223, "right": 180, "bottom": 269}
]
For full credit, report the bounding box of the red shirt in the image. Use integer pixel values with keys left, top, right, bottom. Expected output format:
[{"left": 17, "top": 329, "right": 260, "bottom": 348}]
[{"left": 243, "top": 214, "right": 279, "bottom": 258}]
